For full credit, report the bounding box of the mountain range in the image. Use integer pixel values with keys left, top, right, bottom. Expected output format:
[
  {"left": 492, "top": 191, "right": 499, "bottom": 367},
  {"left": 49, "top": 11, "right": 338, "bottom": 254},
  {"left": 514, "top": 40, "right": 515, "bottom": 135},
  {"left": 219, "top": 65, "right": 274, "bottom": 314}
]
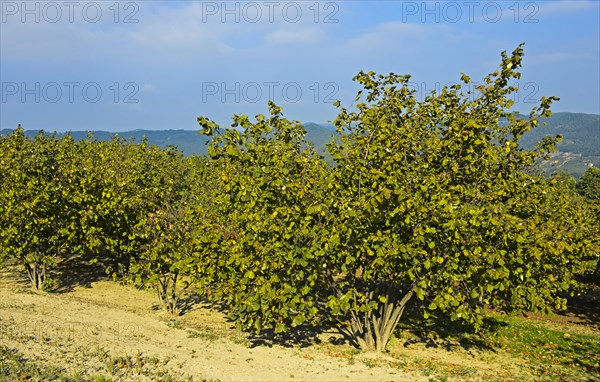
[{"left": 2, "top": 112, "right": 598, "bottom": 179}]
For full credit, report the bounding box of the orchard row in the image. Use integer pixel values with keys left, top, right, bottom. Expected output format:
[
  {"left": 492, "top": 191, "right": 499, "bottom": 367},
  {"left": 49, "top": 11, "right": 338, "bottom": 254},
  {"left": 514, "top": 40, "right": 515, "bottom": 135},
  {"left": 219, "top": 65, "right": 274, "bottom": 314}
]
[{"left": 1, "top": 45, "right": 598, "bottom": 351}]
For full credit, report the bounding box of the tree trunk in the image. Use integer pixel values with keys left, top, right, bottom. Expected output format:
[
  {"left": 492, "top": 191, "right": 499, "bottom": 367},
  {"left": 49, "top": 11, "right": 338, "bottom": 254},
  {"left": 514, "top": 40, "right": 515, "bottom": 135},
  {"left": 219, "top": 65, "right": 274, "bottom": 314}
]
[
  {"left": 25, "top": 262, "right": 46, "bottom": 291},
  {"left": 350, "top": 286, "right": 414, "bottom": 352},
  {"left": 157, "top": 272, "right": 179, "bottom": 314}
]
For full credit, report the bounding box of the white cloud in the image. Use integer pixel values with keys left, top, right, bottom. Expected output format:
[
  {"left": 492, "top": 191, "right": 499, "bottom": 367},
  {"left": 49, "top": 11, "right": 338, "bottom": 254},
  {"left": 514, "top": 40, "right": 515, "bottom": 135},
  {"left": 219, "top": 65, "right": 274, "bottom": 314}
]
[
  {"left": 127, "top": 2, "right": 236, "bottom": 55},
  {"left": 537, "top": 0, "right": 597, "bottom": 16},
  {"left": 265, "top": 27, "right": 324, "bottom": 45},
  {"left": 0, "top": 1, "right": 343, "bottom": 62},
  {"left": 0, "top": 2, "right": 238, "bottom": 61},
  {"left": 343, "top": 22, "right": 449, "bottom": 51},
  {"left": 128, "top": 103, "right": 145, "bottom": 112},
  {"left": 0, "top": 21, "right": 119, "bottom": 61},
  {"left": 528, "top": 52, "right": 581, "bottom": 64},
  {"left": 140, "top": 84, "right": 156, "bottom": 93}
]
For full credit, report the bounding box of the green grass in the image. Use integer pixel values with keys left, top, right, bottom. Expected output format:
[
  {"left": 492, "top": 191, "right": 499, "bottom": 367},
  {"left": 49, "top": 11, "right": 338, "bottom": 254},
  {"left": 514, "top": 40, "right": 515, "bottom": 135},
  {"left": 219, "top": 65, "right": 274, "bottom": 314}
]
[
  {"left": 0, "top": 345, "right": 109, "bottom": 382},
  {"left": 394, "top": 302, "right": 600, "bottom": 381},
  {"left": 481, "top": 315, "right": 600, "bottom": 381},
  {"left": 0, "top": 345, "right": 220, "bottom": 382}
]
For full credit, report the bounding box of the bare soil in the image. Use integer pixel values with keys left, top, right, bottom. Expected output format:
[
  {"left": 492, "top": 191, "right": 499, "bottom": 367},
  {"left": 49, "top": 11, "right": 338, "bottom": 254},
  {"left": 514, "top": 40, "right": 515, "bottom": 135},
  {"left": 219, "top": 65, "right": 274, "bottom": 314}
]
[{"left": 1, "top": 263, "right": 597, "bottom": 381}]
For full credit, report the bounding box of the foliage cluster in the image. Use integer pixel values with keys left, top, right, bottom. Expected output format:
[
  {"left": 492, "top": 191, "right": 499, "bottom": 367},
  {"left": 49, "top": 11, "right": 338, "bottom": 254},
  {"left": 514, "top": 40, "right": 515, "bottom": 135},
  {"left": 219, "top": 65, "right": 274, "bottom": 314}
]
[{"left": 1, "top": 45, "right": 598, "bottom": 351}]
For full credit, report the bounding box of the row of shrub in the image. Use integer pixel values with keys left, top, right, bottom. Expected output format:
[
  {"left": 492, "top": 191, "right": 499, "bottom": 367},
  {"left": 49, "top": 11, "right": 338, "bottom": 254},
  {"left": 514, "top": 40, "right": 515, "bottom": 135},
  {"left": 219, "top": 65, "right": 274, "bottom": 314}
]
[{"left": 1, "top": 45, "right": 598, "bottom": 351}]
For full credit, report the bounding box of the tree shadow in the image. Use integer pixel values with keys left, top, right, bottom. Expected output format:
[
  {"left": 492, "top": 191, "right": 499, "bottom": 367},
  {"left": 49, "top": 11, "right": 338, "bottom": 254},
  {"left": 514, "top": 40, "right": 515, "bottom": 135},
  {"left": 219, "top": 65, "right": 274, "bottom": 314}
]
[
  {"left": 396, "top": 302, "right": 505, "bottom": 353},
  {"left": 175, "top": 292, "right": 227, "bottom": 316},
  {"left": 173, "top": 292, "right": 355, "bottom": 349},
  {"left": 559, "top": 284, "right": 600, "bottom": 330},
  {"left": 0, "top": 261, "right": 31, "bottom": 288},
  {"left": 245, "top": 319, "right": 350, "bottom": 349},
  {"left": 172, "top": 292, "right": 503, "bottom": 351},
  {"left": 51, "top": 252, "right": 112, "bottom": 293}
]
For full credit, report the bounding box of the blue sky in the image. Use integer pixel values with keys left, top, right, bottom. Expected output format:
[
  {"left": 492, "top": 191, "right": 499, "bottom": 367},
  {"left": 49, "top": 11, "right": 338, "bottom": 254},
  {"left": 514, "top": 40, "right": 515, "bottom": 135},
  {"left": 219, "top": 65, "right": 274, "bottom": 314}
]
[{"left": 1, "top": 0, "right": 599, "bottom": 132}]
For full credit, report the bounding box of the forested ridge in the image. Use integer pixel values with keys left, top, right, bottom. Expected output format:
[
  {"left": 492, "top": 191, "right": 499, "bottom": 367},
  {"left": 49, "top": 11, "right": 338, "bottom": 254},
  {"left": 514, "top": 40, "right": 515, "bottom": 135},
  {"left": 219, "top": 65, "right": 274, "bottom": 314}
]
[{"left": 2, "top": 114, "right": 597, "bottom": 177}]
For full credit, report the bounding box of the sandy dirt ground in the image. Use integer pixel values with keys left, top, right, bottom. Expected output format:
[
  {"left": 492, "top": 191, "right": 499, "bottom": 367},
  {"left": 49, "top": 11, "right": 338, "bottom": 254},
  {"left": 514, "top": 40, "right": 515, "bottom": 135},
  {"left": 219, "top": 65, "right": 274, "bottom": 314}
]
[
  {"left": 0, "top": 268, "right": 432, "bottom": 381},
  {"left": 3, "top": 263, "right": 590, "bottom": 381}
]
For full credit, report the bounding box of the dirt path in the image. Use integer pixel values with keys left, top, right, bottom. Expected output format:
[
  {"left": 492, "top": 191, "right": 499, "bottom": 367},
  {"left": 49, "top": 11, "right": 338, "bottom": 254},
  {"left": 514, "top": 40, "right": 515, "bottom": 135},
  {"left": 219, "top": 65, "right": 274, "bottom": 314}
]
[
  {"left": 5, "top": 265, "right": 592, "bottom": 382},
  {"left": 1, "top": 276, "right": 426, "bottom": 381}
]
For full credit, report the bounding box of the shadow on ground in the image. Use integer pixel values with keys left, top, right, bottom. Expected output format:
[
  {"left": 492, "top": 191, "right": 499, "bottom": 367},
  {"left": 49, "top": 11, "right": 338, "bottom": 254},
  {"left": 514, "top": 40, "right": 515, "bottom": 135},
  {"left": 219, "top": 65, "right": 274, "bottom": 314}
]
[
  {"left": 396, "top": 302, "right": 504, "bottom": 353},
  {"left": 175, "top": 292, "right": 214, "bottom": 316},
  {"left": 0, "top": 261, "right": 31, "bottom": 288},
  {"left": 245, "top": 322, "right": 344, "bottom": 349},
  {"left": 172, "top": 294, "right": 508, "bottom": 352},
  {"left": 172, "top": 292, "right": 354, "bottom": 349},
  {"left": 560, "top": 283, "right": 600, "bottom": 330},
  {"left": 52, "top": 252, "right": 113, "bottom": 293}
]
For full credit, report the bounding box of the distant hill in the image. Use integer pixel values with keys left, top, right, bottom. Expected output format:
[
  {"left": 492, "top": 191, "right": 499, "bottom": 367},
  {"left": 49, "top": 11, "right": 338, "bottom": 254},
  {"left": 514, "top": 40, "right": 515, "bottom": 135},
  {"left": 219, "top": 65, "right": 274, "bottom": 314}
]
[
  {"left": 2, "top": 112, "right": 598, "bottom": 178},
  {"left": 0, "top": 128, "right": 213, "bottom": 156},
  {"left": 303, "top": 122, "right": 338, "bottom": 154},
  {"left": 519, "top": 112, "right": 600, "bottom": 178},
  {"left": 0, "top": 124, "right": 336, "bottom": 157},
  {"left": 520, "top": 113, "right": 600, "bottom": 156}
]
